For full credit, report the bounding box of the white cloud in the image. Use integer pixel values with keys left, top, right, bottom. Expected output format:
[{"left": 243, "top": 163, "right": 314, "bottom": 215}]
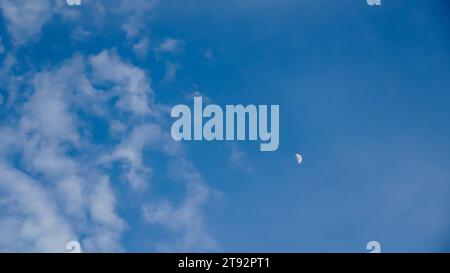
[
  {"left": 0, "top": 0, "right": 158, "bottom": 46},
  {"left": 89, "top": 176, "right": 124, "bottom": 228},
  {"left": 117, "top": 0, "right": 158, "bottom": 40},
  {"left": 132, "top": 36, "right": 151, "bottom": 59},
  {"left": 143, "top": 158, "right": 219, "bottom": 252},
  {"left": 107, "top": 124, "right": 162, "bottom": 190},
  {"left": 89, "top": 50, "right": 153, "bottom": 116},
  {"left": 163, "top": 61, "right": 180, "bottom": 82},
  {"left": 156, "top": 38, "right": 185, "bottom": 55},
  {"left": 71, "top": 26, "right": 92, "bottom": 41},
  {"left": 0, "top": 163, "right": 75, "bottom": 252},
  {"left": 0, "top": 54, "right": 126, "bottom": 252},
  {"left": 0, "top": 0, "right": 54, "bottom": 45},
  {"left": 57, "top": 175, "right": 85, "bottom": 217},
  {"left": 0, "top": 42, "right": 220, "bottom": 252}
]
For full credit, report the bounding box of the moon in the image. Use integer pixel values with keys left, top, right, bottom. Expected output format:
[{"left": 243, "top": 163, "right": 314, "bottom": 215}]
[{"left": 295, "top": 153, "right": 303, "bottom": 165}]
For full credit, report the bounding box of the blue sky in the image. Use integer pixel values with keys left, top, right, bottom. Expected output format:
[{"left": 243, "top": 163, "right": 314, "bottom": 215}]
[{"left": 0, "top": 0, "right": 449, "bottom": 252}]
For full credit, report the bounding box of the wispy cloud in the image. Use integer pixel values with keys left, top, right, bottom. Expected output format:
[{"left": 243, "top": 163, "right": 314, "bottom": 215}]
[
  {"left": 89, "top": 50, "right": 154, "bottom": 116},
  {"left": 0, "top": 55, "right": 126, "bottom": 252},
  {"left": 0, "top": 0, "right": 222, "bottom": 253},
  {"left": 0, "top": 164, "right": 75, "bottom": 252},
  {"left": 0, "top": 0, "right": 53, "bottom": 45},
  {"left": 143, "top": 158, "right": 219, "bottom": 252},
  {"left": 156, "top": 38, "right": 185, "bottom": 55},
  {"left": 132, "top": 36, "right": 151, "bottom": 59},
  {"left": 163, "top": 61, "right": 180, "bottom": 82}
]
